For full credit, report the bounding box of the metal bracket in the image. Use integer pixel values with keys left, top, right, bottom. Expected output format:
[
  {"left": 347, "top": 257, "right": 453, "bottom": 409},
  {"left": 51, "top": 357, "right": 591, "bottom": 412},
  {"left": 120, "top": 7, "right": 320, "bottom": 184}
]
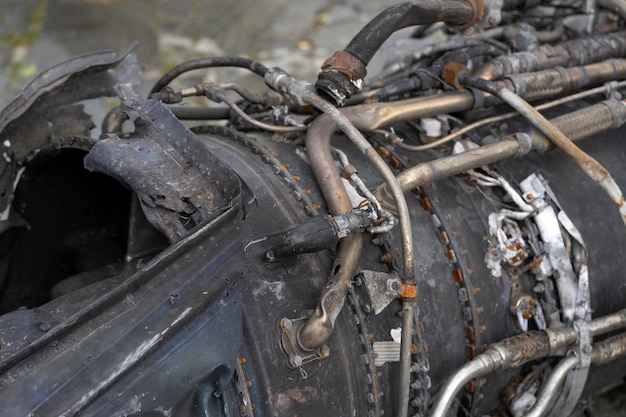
[
  {"left": 361, "top": 270, "right": 415, "bottom": 314},
  {"left": 279, "top": 317, "right": 330, "bottom": 369}
]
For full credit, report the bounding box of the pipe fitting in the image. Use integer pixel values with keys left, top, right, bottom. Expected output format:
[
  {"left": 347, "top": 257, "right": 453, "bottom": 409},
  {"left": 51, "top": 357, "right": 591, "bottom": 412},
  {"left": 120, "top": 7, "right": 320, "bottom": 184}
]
[{"left": 316, "top": 51, "right": 367, "bottom": 106}]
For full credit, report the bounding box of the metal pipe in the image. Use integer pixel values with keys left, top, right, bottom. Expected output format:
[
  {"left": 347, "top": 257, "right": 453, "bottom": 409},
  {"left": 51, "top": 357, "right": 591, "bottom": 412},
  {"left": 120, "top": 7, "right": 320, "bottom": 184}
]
[
  {"left": 590, "top": 331, "right": 626, "bottom": 365},
  {"left": 430, "top": 309, "right": 626, "bottom": 417},
  {"left": 524, "top": 356, "right": 580, "bottom": 417},
  {"left": 300, "top": 114, "right": 361, "bottom": 351},
  {"left": 300, "top": 91, "right": 417, "bottom": 417},
  {"left": 396, "top": 138, "right": 526, "bottom": 192},
  {"left": 216, "top": 92, "right": 306, "bottom": 133},
  {"left": 395, "top": 81, "right": 626, "bottom": 152},
  {"left": 344, "top": 91, "right": 475, "bottom": 131},
  {"left": 302, "top": 91, "right": 415, "bottom": 283},
  {"left": 459, "top": 72, "right": 626, "bottom": 227},
  {"left": 522, "top": 331, "right": 626, "bottom": 417},
  {"left": 475, "top": 32, "right": 626, "bottom": 80}
]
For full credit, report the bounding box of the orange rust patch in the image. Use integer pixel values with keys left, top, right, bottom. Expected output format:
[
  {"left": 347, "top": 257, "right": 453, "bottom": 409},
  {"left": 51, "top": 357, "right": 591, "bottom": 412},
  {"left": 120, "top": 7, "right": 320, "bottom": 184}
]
[
  {"left": 401, "top": 283, "right": 418, "bottom": 299},
  {"left": 452, "top": 268, "right": 464, "bottom": 284}
]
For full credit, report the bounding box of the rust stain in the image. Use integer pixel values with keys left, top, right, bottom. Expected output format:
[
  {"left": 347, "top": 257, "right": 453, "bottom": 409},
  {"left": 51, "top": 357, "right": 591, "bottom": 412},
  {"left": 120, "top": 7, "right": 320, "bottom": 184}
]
[
  {"left": 466, "top": 379, "right": 476, "bottom": 394},
  {"left": 270, "top": 386, "right": 321, "bottom": 411},
  {"left": 467, "top": 345, "right": 476, "bottom": 359},
  {"left": 452, "top": 268, "right": 463, "bottom": 284},
  {"left": 400, "top": 283, "right": 418, "bottom": 299}
]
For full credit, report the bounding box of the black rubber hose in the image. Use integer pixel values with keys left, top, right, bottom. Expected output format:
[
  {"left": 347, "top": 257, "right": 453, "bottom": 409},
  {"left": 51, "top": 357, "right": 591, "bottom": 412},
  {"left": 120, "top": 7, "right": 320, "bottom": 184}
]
[
  {"left": 170, "top": 106, "right": 231, "bottom": 120},
  {"left": 316, "top": 0, "right": 475, "bottom": 104},
  {"left": 150, "top": 57, "right": 269, "bottom": 94},
  {"left": 345, "top": 0, "right": 474, "bottom": 67}
]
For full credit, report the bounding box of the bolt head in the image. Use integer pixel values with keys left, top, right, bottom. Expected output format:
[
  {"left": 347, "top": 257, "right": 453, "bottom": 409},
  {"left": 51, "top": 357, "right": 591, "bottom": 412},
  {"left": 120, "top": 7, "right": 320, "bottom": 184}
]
[
  {"left": 293, "top": 355, "right": 303, "bottom": 367},
  {"left": 281, "top": 318, "right": 292, "bottom": 330},
  {"left": 320, "top": 344, "right": 330, "bottom": 357}
]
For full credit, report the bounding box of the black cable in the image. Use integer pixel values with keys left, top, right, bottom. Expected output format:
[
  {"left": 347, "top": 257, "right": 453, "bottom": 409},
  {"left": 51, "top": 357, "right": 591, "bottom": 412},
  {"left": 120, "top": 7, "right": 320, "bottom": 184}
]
[
  {"left": 170, "top": 106, "right": 231, "bottom": 120},
  {"left": 150, "top": 57, "right": 269, "bottom": 94}
]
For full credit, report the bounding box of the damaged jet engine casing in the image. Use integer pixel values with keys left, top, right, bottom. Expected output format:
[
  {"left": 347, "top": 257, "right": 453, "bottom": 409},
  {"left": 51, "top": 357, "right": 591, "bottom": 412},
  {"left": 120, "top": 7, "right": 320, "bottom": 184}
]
[{"left": 1, "top": 1, "right": 626, "bottom": 416}]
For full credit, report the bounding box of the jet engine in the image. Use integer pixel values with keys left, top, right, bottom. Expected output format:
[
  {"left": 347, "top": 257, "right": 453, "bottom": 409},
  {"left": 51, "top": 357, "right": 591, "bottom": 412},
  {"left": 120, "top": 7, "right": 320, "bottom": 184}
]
[{"left": 1, "top": 1, "right": 626, "bottom": 416}]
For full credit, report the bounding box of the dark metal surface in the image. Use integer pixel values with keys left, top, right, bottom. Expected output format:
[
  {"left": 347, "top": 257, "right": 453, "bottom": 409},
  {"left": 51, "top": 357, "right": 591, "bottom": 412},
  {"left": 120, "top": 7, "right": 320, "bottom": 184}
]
[{"left": 2, "top": 2, "right": 626, "bottom": 417}]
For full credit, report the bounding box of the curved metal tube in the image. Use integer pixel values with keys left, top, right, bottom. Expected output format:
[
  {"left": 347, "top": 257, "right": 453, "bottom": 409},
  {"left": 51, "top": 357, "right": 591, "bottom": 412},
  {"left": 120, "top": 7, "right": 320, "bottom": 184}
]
[
  {"left": 301, "top": 91, "right": 417, "bottom": 416},
  {"left": 301, "top": 92, "right": 415, "bottom": 282},
  {"left": 524, "top": 356, "right": 580, "bottom": 417},
  {"left": 299, "top": 113, "right": 363, "bottom": 351},
  {"left": 525, "top": 331, "right": 626, "bottom": 417},
  {"left": 431, "top": 309, "right": 626, "bottom": 417},
  {"left": 459, "top": 73, "right": 626, "bottom": 227},
  {"left": 430, "top": 347, "right": 508, "bottom": 417},
  {"left": 344, "top": 91, "right": 476, "bottom": 131}
]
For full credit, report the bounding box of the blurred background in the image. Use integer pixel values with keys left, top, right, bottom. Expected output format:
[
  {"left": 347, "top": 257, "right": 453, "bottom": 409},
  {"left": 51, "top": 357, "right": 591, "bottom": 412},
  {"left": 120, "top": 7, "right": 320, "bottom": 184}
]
[
  {"left": 0, "top": 0, "right": 402, "bottom": 109},
  {"left": 0, "top": 0, "right": 625, "bottom": 415}
]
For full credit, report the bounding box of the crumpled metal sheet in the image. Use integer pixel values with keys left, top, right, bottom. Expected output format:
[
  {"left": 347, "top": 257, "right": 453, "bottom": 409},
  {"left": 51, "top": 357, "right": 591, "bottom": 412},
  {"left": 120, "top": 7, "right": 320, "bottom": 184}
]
[
  {"left": 0, "top": 49, "right": 143, "bottom": 225},
  {"left": 85, "top": 96, "right": 242, "bottom": 241}
]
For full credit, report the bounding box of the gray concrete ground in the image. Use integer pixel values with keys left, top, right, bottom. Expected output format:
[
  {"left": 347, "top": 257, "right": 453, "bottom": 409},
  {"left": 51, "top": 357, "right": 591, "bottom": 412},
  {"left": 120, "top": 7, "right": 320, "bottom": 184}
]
[
  {"left": 0, "top": 0, "right": 400, "bottom": 110},
  {"left": 0, "top": 0, "right": 625, "bottom": 415}
]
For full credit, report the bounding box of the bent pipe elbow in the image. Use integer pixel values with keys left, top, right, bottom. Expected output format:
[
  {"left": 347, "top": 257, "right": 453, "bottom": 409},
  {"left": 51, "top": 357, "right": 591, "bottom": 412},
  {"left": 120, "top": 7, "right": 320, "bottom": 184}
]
[{"left": 297, "top": 114, "right": 364, "bottom": 351}]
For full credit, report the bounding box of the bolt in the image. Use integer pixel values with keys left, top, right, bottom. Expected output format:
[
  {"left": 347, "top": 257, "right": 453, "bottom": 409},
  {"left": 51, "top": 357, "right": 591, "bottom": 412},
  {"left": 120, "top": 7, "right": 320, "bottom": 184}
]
[
  {"left": 37, "top": 322, "right": 50, "bottom": 332},
  {"left": 281, "top": 318, "right": 292, "bottom": 330},
  {"left": 293, "top": 355, "right": 303, "bottom": 367},
  {"left": 354, "top": 276, "right": 363, "bottom": 287},
  {"left": 410, "top": 381, "right": 422, "bottom": 390},
  {"left": 411, "top": 398, "right": 422, "bottom": 407},
  {"left": 320, "top": 344, "right": 330, "bottom": 357},
  {"left": 363, "top": 304, "right": 372, "bottom": 314},
  {"left": 489, "top": 16, "right": 498, "bottom": 26},
  {"left": 380, "top": 252, "right": 393, "bottom": 263}
]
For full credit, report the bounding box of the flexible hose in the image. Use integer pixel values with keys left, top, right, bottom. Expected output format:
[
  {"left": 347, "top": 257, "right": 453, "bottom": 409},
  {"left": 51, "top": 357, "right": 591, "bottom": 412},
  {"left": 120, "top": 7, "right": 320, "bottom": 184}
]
[
  {"left": 344, "top": 0, "right": 475, "bottom": 67},
  {"left": 150, "top": 57, "right": 269, "bottom": 94},
  {"left": 316, "top": 0, "right": 477, "bottom": 104}
]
